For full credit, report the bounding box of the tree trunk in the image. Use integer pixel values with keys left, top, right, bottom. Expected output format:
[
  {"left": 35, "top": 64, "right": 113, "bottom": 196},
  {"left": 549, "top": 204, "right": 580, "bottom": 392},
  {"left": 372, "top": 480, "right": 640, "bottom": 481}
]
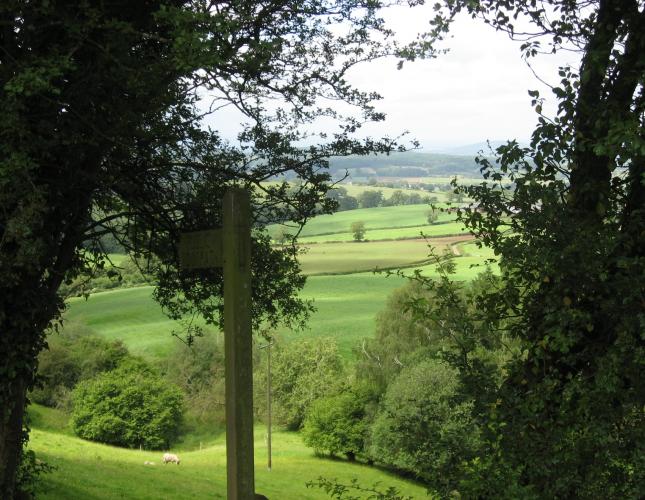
[{"left": 0, "top": 371, "right": 27, "bottom": 498}]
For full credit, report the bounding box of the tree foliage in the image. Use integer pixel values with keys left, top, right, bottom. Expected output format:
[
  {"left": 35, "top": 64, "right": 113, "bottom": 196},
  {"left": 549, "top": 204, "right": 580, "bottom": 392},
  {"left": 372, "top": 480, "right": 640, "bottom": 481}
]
[
  {"left": 0, "top": 0, "right": 419, "bottom": 493},
  {"left": 31, "top": 325, "right": 130, "bottom": 410},
  {"left": 302, "top": 387, "right": 370, "bottom": 461},
  {"left": 350, "top": 221, "right": 367, "bottom": 242},
  {"left": 369, "top": 359, "right": 481, "bottom": 496},
  {"left": 71, "top": 362, "right": 183, "bottom": 450},
  {"left": 163, "top": 333, "right": 226, "bottom": 426},
  {"left": 257, "top": 338, "right": 345, "bottom": 430},
  {"left": 357, "top": 190, "right": 384, "bottom": 208},
  {"left": 356, "top": 281, "right": 444, "bottom": 393},
  {"left": 402, "top": 1, "right": 645, "bottom": 497}
]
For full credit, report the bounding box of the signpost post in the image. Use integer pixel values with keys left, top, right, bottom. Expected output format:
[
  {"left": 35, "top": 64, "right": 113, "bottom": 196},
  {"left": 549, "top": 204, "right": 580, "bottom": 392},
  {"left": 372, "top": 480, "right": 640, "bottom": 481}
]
[{"left": 179, "top": 187, "right": 257, "bottom": 500}]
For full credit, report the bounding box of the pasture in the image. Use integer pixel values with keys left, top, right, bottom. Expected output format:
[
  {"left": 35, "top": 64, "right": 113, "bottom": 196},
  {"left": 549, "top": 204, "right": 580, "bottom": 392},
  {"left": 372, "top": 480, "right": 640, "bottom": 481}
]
[
  {"left": 297, "top": 221, "right": 467, "bottom": 243},
  {"left": 298, "top": 235, "right": 472, "bottom": 275},
  {"left": 41, "top": 193, "right": 494, "bottom": 499},
  {"left": 28, "top": 406, "right": 430, "bottom": 500},
  {"left": 268, "top": 204, "right": 455, "bottom": 239},
  {"left": 63, "top": 242, "right": 493, "bottom": 362}
]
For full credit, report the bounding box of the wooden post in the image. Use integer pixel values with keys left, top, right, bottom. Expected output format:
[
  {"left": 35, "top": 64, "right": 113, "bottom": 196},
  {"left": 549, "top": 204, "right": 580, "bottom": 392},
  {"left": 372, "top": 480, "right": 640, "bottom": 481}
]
[
  {"left": 223, "top": 188, "right": 255, "bottom": 500},
  {"left": 266, "top": 342, "right": 272, "bottom": 471}
]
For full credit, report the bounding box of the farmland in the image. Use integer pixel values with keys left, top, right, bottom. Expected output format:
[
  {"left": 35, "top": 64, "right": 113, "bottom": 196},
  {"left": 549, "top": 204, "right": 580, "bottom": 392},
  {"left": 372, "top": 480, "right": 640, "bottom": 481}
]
[
  {"left": 34, "top": 195, "right": 494, "bottom": 498},
  {"left": 268, "top": 204, "right": 454, "bottom": 239}
]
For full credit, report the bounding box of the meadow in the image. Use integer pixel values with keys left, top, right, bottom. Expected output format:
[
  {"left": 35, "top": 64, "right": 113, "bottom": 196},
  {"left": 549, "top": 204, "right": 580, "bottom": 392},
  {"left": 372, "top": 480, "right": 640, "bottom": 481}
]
[
  {"left": 28, "top": 405, "right": 430, "bottom": 500},
  {"left": 298, "top": 236, "right": 472, "bottom": 275},
  {"left": 36, "top": 193, "right": 495, "bottom": 499},
  {"left": 268, "top": 204, "right": 454, "bottom": 239},
  {"left": 64, "top": 236, "right": 492, "bottom": 361},
  {"left": 297, "top": 221, "right": 467, "bottom": 243}
]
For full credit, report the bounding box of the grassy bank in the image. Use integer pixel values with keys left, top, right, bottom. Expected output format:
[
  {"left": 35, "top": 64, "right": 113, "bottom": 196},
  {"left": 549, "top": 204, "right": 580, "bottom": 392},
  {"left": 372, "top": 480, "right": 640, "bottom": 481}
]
[{"left": 28, "top": 406, "right": 430, "bottom": 500}]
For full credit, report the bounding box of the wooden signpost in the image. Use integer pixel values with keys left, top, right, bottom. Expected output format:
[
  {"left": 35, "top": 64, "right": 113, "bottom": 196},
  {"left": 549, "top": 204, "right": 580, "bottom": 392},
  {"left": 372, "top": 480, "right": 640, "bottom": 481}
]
[{"left": 179, "top": 188, "right": 258, "bottom": 500}]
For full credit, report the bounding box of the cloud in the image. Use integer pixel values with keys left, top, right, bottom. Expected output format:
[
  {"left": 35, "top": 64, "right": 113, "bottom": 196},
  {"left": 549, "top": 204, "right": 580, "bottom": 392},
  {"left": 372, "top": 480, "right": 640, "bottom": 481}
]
[{"left": 199, "top": 5, "right": 579, "bottom": 150}]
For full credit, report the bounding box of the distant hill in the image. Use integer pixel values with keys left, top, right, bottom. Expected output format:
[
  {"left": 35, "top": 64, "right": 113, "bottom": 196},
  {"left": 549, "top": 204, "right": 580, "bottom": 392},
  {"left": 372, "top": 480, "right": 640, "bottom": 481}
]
[
  {"left": 434, "top": 141, "right": 507, "bottom": 157},
  {"left": 433, "top": 140, "right": 529, "bottom": 157},
  {"left": 328, "top": 151, "right": 486, "bottom": 179}
]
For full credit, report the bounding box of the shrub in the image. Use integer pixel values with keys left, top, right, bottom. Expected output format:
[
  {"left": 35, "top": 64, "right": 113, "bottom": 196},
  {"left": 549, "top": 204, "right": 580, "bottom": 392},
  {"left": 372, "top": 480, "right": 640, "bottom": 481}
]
[
  {"left": 302, "top": 388, "right": 369, "bottom": 461},
  {"left": 71, "top": 362, "right": 183, "bottom": 449}
]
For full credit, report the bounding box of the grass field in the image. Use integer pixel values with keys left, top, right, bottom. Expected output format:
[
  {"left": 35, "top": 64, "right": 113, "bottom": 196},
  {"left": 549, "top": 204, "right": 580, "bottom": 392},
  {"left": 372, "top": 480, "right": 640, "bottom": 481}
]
[
  {"left": 268, "top": 204, "right": 457, "bottom": 239},
  {"left": 36, "top": 197, "right": 497, "bottom": 499},
  {"left": 297, "top": 221, "right": 468, "bottom": 243},
  {"left": 28, "top": 405, "right": 431, "bottom": 500},
  {"left": 64, "top": 243, "right": 492, "bottom": 361},
  {"left": 298, "top": 236, "right": 472, "bottom": 275}
]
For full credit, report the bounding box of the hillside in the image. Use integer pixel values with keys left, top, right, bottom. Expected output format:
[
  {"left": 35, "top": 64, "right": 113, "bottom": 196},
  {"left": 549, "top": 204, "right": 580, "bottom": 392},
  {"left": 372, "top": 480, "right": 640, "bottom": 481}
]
[
  {"left": 326, "top": 151, "right": 487, "bottom": 178},
  {"left": 28, "top": 406, "right": 430, "bottom": 500}
]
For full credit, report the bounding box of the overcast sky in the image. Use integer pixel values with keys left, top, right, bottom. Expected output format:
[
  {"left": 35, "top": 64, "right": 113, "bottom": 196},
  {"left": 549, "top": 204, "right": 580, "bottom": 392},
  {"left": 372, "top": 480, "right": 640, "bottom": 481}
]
[{"left": 202, "top": 6, "right": 580, "bottom": 153}]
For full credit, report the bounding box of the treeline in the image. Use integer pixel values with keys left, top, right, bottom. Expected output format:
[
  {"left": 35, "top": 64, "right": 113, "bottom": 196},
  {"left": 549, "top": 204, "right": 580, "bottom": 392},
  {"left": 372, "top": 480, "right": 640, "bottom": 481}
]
[
  {"left": 326, "top": 186, "right": 440, "bottom": 212},
  {"left": 327, "top": 151, "right": 483, "bottom": 177},
  {"left": 59, "top": 255, "right": 156, "bottom": 297},
  {"left": 32, "top": 325, "right": 231, "bottom": 450}
]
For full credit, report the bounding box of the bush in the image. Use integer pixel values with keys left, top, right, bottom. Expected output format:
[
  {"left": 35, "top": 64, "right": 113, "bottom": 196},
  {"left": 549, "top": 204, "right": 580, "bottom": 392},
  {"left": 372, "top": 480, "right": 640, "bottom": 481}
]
[
  {"left": 71, "top": 362, "right": 183, "bottom": 449},
  {"left": 302, "top": 387, "right": 369, "bottom": 461},
  {"left": 369, "top": 359, "right": 480, "bottom": 495}
]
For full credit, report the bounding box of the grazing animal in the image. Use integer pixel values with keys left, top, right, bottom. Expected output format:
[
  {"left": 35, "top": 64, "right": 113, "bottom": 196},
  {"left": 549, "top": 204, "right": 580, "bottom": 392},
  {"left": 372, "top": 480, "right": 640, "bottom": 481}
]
[
  {"left": 163, "top": 453, "right": 180, "bottom": 465},
  {"left": 144, "top": 461, "right": 156, "bottom": 466}
]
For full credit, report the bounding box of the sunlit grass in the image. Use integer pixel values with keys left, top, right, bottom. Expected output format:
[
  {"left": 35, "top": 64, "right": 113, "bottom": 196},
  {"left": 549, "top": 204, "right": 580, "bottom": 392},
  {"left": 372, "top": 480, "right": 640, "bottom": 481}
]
[{"left": 29, "top": 406, "right": 431, "bottom": 500}]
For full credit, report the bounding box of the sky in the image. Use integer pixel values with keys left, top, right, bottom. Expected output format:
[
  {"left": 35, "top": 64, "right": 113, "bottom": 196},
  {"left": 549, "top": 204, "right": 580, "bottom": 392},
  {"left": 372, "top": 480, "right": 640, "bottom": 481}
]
[{"left": 201, "top": 5, "right": 580, "bottom": 153}]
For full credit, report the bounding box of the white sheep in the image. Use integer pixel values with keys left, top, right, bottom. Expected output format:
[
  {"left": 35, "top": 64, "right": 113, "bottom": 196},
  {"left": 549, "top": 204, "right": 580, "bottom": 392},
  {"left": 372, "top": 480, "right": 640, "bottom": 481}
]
[{"left": 162, "top": 453, "right": 180, "bottom": 465}]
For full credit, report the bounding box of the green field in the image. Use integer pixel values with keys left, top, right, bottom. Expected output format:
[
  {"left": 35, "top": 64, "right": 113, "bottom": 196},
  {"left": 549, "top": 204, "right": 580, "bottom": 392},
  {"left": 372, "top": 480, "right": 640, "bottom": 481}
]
[
  {"left": 40, "top": 199, "right": 494, "bottom": 499},
  {"left": 298, "top": 236, "right": 472, "bottom": 275},
  {"left": 64, "top": 244, "right": 492, "bottom": 361},
  {"left": 298, "top": 221, "right": 467, "bottom": 243},
  {"left": 28, "top": 405, "right": 430, "bottom": 500},
  {"left": 269, "top": 204, "right": 456, "bottom": 239}
]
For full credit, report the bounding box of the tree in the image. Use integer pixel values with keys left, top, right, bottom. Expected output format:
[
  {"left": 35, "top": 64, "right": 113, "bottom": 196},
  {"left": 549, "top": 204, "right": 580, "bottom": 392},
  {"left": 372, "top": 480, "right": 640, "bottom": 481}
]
[
  {"left": 357, "top": 190, "right": 384, "bottom": 208},
  {"left": 350, "top": 221, "right": 366, "bottom": 242},
  {"left": 369, "top": 359, "right": 481, "bottom": 495},
  {"left": 256, "top": 338, "right": 345, "bottom": 430},
  {"left": 386, "top": 190, "right": 409, "bottom": 206},
  {"left": 0, "top": 1, "right": 414, "bottom": 494},
  {"left": 162, "top": 332, "right": 226, "bottom": 425},
  {"left": 426, "top": 208, "right": 439, "bottom": 224},
  {"left": 71, "top": 362, "right": 184, "bottom": 449},
  {"left": 338, "top": 195, "right": 359, "bottom": 212},
  {"left": 30, "top": 326, "right": 130, "bottom": 410},
  {"left": 356, "top": 281, "right": 445, "bottom": 393},
  {"left": 411, "top": 1, "right": 645, "bottom": 496}
]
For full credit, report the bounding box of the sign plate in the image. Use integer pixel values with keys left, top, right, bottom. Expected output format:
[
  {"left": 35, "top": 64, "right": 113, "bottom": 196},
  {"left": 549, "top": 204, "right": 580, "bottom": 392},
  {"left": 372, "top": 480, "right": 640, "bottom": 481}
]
[{"left": 179, "top": 229, "right": 223, "bottom": 269}]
